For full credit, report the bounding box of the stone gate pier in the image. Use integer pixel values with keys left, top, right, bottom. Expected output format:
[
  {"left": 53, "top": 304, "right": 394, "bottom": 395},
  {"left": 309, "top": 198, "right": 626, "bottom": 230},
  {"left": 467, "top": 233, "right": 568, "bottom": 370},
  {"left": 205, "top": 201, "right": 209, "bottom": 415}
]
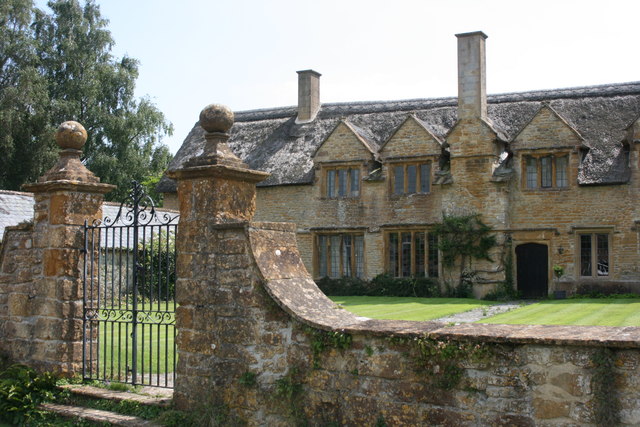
[
  {"left": 0, "top": 122, "right": 113, "bottom": 373},
  {"left": 167, "top": 104, "right": 640, "bottom": 426}
]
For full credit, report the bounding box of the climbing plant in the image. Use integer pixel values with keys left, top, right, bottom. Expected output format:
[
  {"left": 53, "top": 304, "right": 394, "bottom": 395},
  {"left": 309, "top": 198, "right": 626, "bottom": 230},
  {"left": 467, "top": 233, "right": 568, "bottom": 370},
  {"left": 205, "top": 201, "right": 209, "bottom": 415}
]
[
  {"left": 591, "top": 348, "right": 620, "bottom": 426},
  {"left": 433, "top": 214, "right": 497, "bottom": 294}
]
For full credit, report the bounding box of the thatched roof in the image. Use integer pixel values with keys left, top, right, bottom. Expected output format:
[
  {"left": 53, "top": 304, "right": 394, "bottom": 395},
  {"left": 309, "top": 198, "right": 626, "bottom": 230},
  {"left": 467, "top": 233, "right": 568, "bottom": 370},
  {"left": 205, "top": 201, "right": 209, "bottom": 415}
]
[{"left": 157, "top": 81, "right": 640, "bottom": 193}]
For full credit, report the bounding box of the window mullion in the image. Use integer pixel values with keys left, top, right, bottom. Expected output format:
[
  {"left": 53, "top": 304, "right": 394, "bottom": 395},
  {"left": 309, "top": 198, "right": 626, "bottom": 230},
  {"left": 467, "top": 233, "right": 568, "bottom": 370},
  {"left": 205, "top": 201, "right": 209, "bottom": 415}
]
[
  {"left": 592, "top": 234, "right": 597, "bottom": 277},
  {"left": 397, "top": 234, "right": 401, "bottom": 276},
  {"left": 351, "top": 236, "right": 356, "bottom": 277},
  {"left": 410, "top": 231, "right": 415, "bottom": 276},
  {"left": 404, "top": 165, "right": 408, "bottom": 194},
  {"left": 339, "top": 235, "right": 344, "bottom": 277}
]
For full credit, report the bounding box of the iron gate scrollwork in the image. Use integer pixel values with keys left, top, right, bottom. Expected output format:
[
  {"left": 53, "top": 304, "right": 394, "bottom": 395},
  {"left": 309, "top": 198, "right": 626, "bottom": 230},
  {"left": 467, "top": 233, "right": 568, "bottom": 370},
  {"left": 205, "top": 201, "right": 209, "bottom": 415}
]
[{"left": 82, "top": 181, "right": 179, "bottom": 388}]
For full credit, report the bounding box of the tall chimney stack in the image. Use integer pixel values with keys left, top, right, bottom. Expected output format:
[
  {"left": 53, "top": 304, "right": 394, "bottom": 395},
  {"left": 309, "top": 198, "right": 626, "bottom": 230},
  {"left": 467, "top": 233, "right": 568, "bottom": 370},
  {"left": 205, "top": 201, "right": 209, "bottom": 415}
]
[
  {"left": 456, "top": 31, "right": 487, "bottom": 121},
  {"left": 296, "top": 69, "right": 321, "bottom": 123}
]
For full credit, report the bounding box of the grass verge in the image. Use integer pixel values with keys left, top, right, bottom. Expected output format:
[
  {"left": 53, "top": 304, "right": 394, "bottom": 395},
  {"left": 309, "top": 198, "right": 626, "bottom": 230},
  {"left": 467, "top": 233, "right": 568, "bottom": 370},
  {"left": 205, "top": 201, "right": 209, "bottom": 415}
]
[
  {"left": 478, "top": 298, "right": 640, "bottom": 326},
  {"left": 328, "top": 296, "right": 496, "bottom": 321}
]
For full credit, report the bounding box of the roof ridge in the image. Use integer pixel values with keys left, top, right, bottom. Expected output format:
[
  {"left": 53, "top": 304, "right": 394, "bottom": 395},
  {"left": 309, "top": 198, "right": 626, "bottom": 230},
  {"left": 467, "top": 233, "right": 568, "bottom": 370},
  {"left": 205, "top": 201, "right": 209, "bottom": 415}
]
[
  {"left": 232, "top": 81, "right": 640, "bottom": 123},
  {"left": 0, "top": 189, "right": 34, "bottom": 197}
]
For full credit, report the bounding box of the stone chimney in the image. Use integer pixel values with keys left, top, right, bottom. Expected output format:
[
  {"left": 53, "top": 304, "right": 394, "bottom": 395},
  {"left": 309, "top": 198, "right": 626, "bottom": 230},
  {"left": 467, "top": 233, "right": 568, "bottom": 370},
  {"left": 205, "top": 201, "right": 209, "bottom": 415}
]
[
  {"left": 456, "top": 31, "right": 488, "bottom": 121},
  {"left": 296, "top": 69, "right": 321, "bottom": 123}
]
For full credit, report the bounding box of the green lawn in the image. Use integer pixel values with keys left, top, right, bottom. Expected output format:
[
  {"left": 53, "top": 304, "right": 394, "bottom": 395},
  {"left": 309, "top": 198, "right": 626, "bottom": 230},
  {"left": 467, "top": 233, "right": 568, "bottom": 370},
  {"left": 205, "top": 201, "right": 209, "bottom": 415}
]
[
  {"left": 86, "top": 304, "right": 175, "bottom": 383},
  {"left": 479, "top": 298, "right": 640, "bottom": 327},
  {"left": 329, "top": 296, "right": 495, "bottom": 321}
]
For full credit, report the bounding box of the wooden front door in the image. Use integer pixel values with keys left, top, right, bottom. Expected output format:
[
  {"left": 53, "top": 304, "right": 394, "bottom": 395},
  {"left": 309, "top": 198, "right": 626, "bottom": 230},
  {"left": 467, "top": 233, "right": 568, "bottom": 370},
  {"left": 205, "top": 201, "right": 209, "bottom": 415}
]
[{"left": 516, "top": 243, "right": 548, "bottom": 298}]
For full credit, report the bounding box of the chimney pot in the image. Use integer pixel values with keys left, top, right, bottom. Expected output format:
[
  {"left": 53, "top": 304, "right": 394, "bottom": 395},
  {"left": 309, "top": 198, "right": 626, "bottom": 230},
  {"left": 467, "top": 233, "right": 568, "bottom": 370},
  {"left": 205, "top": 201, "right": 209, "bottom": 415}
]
[{"left": 296, "top": 69, "right": 321, "bottom": 123}]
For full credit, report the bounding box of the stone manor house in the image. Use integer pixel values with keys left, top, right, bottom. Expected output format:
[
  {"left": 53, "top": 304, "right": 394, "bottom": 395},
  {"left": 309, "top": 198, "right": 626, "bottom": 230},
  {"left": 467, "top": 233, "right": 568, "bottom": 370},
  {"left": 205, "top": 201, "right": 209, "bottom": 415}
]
[{"left": 157, "top": 31, "right": 640, "bottom": 298}]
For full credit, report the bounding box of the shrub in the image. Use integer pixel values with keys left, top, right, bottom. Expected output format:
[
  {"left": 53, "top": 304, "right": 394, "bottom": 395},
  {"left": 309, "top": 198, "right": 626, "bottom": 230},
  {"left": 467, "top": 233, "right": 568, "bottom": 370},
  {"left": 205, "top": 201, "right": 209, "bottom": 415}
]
[
  {"left": 442, "top": 271, "right": 474, "bottom": 298},
  {"left": 0, "top": 364, "right": 58, "bottom": 425},
  {"left": 576, "top": 283, "right": 632, "bottom": 298},
  {"left": 315, "top": 276, "right": 368, "bottom": 296},
  {"left": 136, "top": 228, "right": 176, "bottom": 301},
  {"left": 316, "top": 274, "right": 440, "bottom": 297}
]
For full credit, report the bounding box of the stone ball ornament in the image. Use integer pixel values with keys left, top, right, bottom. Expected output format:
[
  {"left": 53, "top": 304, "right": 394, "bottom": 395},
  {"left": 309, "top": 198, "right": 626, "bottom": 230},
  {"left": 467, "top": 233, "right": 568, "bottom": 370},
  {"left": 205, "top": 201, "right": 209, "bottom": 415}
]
[
  {"left": 199, "top": 104, "right": 234, "bottom": 133},
  {"left": 55, "top": 121, "right": 87, "bottom": 151}
]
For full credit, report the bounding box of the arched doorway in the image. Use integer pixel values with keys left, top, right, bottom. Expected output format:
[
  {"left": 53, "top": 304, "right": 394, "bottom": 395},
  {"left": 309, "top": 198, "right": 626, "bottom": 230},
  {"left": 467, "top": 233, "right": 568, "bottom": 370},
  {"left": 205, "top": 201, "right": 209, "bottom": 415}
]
[{"left": 516, "top": 243, "right": 548, "bottom": 298}]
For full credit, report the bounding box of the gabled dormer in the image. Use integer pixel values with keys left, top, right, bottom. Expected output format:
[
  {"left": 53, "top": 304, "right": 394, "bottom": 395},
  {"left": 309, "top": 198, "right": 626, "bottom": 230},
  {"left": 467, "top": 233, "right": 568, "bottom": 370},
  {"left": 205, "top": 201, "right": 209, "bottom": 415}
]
[
  {"left": 511, "top": 103, "right": 584, "bottom": 151},
  {"left": 379, "top": 114, "right": 443, "bottom": 160},
  {"left": 313, "top": 120, "right": 377, "bottom": 163},
  {"left": 378, "top": 115, "right": 444, "bottom": 197},
  {"left": 511, "top": 104, "right": 584, "bottom": 190},
  {"left": 313, "top": 120, "right": 377, "bottom": 199}
]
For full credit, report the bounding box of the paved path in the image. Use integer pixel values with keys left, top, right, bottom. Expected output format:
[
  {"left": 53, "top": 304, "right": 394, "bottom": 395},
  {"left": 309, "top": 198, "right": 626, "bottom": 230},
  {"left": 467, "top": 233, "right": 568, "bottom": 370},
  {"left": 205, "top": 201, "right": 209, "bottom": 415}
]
[{"left": 433, "top": 301, "right": 534, "bottom": 324}]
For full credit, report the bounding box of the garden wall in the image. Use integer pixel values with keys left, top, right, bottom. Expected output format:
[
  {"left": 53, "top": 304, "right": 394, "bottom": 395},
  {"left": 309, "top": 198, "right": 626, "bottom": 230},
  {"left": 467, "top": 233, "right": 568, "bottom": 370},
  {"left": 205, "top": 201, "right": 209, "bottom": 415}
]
[{"left": 174, "top": 221, "right": 640, "bottom": 426}]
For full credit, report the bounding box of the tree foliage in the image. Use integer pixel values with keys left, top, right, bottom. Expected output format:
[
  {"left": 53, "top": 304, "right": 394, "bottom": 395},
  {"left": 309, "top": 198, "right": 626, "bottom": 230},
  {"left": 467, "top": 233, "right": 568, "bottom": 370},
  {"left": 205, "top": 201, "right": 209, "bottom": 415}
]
[
  {"left": 0, "top": 0, "right": 172, "bottom": 202},
  {"left": 433, "top": 214, "right": 497, "bottom": 291}
]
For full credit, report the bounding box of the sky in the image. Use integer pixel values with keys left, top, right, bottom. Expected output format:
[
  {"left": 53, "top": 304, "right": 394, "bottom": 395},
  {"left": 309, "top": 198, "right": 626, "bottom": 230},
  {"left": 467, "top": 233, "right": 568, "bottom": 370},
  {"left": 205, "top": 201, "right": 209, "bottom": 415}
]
[{"left": 36, "top": 0, "right": 640, "bottom": 154}]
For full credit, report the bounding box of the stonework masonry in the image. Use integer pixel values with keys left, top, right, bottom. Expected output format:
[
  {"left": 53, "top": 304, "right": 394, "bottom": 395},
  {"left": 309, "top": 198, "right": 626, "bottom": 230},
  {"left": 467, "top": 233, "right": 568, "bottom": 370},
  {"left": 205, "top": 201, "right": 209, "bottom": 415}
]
[{"left": 0, "top": 121, "right": 113, "bottom": 373}]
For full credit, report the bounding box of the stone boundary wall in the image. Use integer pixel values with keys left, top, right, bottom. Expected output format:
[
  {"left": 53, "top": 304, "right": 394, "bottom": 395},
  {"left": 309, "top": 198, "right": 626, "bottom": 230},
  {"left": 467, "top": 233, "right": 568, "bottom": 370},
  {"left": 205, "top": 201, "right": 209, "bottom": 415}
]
[
  {"left": 0, "top": 222, "right": 40, "bottom": 363},
  {"left": 174, "top": 221, "right": 640, "bottom": 426}
]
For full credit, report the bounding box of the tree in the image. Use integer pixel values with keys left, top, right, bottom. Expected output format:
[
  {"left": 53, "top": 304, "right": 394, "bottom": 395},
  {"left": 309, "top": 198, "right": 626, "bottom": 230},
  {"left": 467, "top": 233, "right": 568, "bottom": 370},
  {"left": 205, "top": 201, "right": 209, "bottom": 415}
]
[
  {"left": 0, "top": 0, "right": 172, "bottom": 202},
  {"left": 433, "top": 214, "right": 497, "bottom": 295},
  {"left": 0, "top": 0, "right": 55, "bottom": 189}
]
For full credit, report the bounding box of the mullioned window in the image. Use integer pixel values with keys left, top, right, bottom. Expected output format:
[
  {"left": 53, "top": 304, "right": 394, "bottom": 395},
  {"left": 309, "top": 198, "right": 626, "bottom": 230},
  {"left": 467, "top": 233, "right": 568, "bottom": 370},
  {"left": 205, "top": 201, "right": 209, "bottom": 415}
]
[{"left": 523, "top": 154, "right": 568, "bottom": 189}]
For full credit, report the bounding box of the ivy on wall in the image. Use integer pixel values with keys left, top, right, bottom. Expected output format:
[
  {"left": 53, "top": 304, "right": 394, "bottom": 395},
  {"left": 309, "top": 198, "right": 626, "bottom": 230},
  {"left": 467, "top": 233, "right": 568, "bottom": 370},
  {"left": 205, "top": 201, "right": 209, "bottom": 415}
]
[{"left": 591, "top": 348, "right": 620, "bottom": 426}]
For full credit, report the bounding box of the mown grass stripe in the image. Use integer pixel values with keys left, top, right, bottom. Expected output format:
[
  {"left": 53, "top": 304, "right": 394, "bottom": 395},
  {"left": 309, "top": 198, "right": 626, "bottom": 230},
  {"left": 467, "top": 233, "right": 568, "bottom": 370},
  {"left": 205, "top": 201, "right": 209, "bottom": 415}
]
[
  {"left": 329, "top": 296, "right": 495, "bottom": 321},
  {"left": 480, "top": 299, "right": 640, "bottom": 326}
]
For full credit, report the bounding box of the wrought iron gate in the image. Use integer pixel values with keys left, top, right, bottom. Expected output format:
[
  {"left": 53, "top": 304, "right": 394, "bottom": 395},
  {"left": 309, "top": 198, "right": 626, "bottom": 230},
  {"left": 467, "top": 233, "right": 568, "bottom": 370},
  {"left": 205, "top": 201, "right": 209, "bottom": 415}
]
[{"left": 82, "top": 182, "right": 178, "bottom": 388}]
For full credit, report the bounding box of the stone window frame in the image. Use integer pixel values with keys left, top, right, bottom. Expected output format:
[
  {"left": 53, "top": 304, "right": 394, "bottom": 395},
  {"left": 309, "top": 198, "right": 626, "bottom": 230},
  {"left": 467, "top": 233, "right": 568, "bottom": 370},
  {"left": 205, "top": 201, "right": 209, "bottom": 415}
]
[
  {"left": 520, "top": 152, "right": 570, "bottom": 190},
  {"left": 384, "top": 228, "right": 439, "bottom": 278},
  {"left": 575, "top": 228, "right": 613, "bottom": 278},
  {"left": 314, "top": 232, "right": 365, "bottom": 279},
  {"left": 388, "top": 160, "right": 433, "bottom": 197},
  {"left": 321, "top": 163, "right": 361, "bottom": 199}
]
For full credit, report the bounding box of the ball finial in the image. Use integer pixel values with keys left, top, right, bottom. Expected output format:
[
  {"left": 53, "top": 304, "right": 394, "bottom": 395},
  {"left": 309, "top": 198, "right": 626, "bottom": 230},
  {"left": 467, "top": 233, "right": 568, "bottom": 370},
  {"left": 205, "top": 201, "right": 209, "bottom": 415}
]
[
  {"left": 55, "top": 121, "right": 87, "bottom": 150},
  {"left": 199, "top": 104, "right": 234, "bottom": 133}
]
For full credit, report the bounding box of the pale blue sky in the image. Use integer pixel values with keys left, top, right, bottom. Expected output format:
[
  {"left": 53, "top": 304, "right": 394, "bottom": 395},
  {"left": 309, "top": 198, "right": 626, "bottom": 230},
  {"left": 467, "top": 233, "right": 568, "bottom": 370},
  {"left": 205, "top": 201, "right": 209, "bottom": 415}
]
[{"left": 36, "top": 0, "right": 640, "bottom": 154}]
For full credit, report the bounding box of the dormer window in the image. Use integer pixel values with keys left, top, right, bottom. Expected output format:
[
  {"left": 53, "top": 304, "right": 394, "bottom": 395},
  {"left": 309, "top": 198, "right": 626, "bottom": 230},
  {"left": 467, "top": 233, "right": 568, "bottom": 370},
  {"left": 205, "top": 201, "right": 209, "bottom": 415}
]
[
  {"left": 391, "top": 162, "right": 431, "bottom": 195},
  {"left": 523, "top": 154, "right": 568, "bottom": 189},
  {"left": 326, "top": 166, "right": 360, "bottom": 198}
]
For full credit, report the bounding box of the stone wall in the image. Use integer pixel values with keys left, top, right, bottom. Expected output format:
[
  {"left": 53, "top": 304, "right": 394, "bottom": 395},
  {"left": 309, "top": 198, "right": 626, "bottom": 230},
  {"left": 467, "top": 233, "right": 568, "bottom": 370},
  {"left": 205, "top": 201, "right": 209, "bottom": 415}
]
[
  {"left": 174, "top": 219, "right": 640, "bottom": 426},
  {"left": 0, "top": 222, "right": 39, "bottom": 363}
]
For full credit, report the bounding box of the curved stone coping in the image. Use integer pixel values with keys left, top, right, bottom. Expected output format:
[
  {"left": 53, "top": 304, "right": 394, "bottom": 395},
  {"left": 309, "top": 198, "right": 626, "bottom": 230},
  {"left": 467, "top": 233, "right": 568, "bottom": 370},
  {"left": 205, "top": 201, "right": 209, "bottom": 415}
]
[{"left": 247, "top": 222, "right": 640, "bottom": 349}]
